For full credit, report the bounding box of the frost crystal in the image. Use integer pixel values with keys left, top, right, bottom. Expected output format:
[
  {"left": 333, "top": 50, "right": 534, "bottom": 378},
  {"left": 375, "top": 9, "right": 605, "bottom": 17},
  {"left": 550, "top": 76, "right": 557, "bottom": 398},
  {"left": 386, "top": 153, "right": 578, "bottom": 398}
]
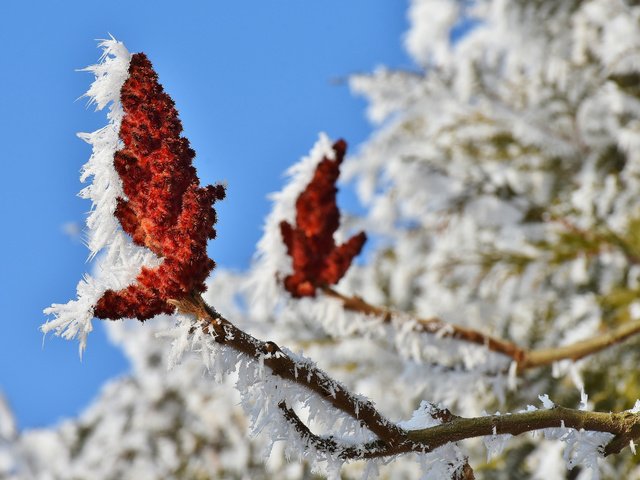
[
  {"left": 539, "top": 394, "right": 555, "bottom": 409},
  {"left": 42, "top": 38, "right": 157, "bottom": 355}
]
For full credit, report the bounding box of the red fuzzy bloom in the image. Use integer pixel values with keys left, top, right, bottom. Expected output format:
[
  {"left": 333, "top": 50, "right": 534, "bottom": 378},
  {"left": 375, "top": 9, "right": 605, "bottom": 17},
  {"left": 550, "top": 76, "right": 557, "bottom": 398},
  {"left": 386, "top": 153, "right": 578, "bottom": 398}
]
[
  {"left": 280, "top": 140, "right": 366, "bottom": 297},
  {"left": 94, "top": 53, "right": 225, "bottom": 320}
]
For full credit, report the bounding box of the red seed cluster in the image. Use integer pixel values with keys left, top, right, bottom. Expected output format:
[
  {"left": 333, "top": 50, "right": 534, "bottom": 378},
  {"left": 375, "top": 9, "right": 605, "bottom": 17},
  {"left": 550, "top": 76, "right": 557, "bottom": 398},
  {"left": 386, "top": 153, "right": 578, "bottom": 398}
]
[
  {"left": 94, "top": 53, "right": 225, "bottom": 320},
  {"left": 280, "top": 140, "right": 366, "bottom": 297}
]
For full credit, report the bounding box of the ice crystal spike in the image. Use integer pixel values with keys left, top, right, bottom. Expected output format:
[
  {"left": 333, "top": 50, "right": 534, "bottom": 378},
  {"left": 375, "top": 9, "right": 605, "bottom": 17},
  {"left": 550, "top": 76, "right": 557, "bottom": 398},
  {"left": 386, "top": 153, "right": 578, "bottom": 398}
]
[
  {"left": 94, "top": 53, "right": 225, "bottom": 320},
  {"left": 279, "top": 139, "right": 366, "bottom": 297}
]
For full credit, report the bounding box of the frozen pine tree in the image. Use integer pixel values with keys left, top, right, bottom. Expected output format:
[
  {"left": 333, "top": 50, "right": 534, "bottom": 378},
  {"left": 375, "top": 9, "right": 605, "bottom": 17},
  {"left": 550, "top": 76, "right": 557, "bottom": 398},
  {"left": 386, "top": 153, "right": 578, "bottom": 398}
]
[{"left": 6, "top": 1, "right": 640, "bottom": 479}]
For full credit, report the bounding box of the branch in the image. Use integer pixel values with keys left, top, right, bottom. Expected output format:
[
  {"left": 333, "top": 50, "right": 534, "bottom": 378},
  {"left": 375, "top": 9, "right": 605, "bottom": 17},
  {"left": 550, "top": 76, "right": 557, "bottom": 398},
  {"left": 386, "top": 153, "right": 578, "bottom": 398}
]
[
  {"left": 456, "top": 463, "right": 476, "bottom": 480},
  {"left": 520, "top": 321, "right": 640, "bottom": 368},
  {"left": 170, "top": 293, "right": 406, "bottom": 447},
  {"left": 551, "top": 215, "right": 640, "bottom": 266},
  {"left": 277, "top": 401, "right": 396, "bottom": 459},
  {"left": 278, "top": 401, "right": 476, "bottom": 478},
  {"left": 321, "top": 287, "right": 640, "bottom": 371},
  {"left": 406, "top": 407, "right": 640, "bottom": 458},
  {"left": 322, "top": 286, "right": 526, "bottom": 361},
  {"left": 169, "top": 292, "right": 640, "bottom": 472}
]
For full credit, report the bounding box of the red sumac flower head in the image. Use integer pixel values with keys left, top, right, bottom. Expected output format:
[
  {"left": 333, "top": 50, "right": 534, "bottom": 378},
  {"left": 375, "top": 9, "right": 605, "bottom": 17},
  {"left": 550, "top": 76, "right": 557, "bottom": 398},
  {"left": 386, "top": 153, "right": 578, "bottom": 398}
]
[
  {"left": 43, "top": 39, "right": 224, "bottom": 354},
  {"left": 279, "top": 140, "right": 366, "bottom": 297},
  {"left": 94, "top": 53, "right": 225, "bottom": 320}
]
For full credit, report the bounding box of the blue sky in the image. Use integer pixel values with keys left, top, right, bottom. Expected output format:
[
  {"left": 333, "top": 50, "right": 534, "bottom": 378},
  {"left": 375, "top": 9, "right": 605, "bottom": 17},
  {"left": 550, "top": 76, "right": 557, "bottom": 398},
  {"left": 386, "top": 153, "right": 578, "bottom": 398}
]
[{"left": 0, "top": 1, "right": 412, "bottom": 429}]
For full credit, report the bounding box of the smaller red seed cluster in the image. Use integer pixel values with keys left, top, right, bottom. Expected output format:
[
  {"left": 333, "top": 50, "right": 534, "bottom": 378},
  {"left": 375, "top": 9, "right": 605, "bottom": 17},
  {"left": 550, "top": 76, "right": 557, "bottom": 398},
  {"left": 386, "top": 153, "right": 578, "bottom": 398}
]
[
  {"left": 280, "top": 140, "right": 366, "bottom": 297},
  {"left": 94, "top": 53, "right": 225, "bottom": 320}
]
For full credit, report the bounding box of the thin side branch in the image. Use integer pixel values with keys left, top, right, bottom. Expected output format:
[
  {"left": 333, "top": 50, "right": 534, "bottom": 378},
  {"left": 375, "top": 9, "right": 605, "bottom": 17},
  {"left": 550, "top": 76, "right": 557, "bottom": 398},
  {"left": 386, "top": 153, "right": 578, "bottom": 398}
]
[
  {"left": 322, "top": 287, "right": 640, "bottom": 371},
  {"left": 278, "top": 401, "right": 474, "bottom": 478},
  {"left": 322, "top": 287, "right": 526, "bottom": 362},
  {"left": 521, "top": 321, "right": 640, "bottom": 368},
  {"left": 277, "top": 401, "right": 395, "bottom": 460},
  {"left": 551, "top": 215, "right": 640, "bottom": 266}
]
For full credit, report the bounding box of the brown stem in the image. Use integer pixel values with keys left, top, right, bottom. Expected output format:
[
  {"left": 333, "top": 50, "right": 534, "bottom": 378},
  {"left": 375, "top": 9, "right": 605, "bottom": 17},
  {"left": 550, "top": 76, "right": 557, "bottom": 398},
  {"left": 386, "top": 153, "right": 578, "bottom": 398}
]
[
  {"left": 322, "top": 287, "right": 640, "bottom": 371},
  {"left": 519, "top": 320, "right": 640, "bottom": 368},
  {"left": 322, "top": 287, "right": 525, "bottom": 360},
  {"left": 278, "top": 400, "right": 472, "bottom": 478},
  {"left": 277, "top": 401, "right": 396, "bottom": 459},
  {"left": 281, "top": 393, "right": 640, "bottom": 459},
  {"left": 407, "top": 406, "right": 640, "bottom": 457},
  {"left": 170, "top": 293, "right": 406, "bottom": 447}
]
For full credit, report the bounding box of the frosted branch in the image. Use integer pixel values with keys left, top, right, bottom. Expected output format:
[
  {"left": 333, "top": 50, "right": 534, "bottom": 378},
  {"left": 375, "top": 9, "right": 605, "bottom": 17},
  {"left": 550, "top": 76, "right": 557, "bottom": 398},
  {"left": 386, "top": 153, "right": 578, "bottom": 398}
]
[
  {"left": 170, "top": 293, "right": 406, "bottom": 447},
  {"left": 170, "top": 292, "right": 640, "bottom": 472},
  {"left": 322, "top": 286, "right": 640, "bottom": 372}
]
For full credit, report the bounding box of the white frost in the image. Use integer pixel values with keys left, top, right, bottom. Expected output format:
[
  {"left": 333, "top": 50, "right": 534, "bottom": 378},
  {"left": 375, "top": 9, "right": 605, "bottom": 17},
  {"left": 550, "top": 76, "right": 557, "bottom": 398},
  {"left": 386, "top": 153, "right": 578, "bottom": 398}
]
[{"left": 42, "top": 38, "right": 161, "bottom": 356}]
